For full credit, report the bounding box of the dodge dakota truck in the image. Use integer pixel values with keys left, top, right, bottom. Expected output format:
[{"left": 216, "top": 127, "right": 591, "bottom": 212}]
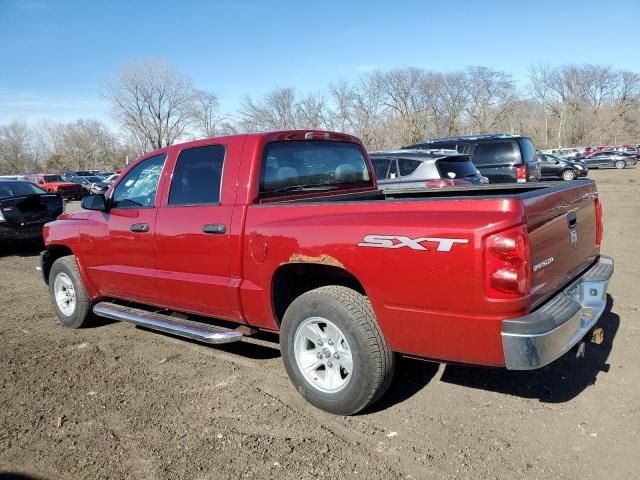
[{"left": 40, "top": 130, "right": 613, "bottom": 415}]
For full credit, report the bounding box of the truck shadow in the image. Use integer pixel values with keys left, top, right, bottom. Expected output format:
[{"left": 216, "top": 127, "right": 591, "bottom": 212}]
[{"left": 439, "top": 294, "right": 619, "bottom": 403}]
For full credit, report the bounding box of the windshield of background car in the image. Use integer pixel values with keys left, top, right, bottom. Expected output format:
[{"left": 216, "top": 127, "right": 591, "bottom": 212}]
[
  {"left": 0, "top": 181, "right": 46, "bottom": 199},
  {"left": 44, "top": 175, "right": 64, "bottom": 182},
  {"left": 259, "top": 141, "right": 372, "bottom": 197},
  {"left": 436, "top": 157, "right": 479, "bottom": 179}
]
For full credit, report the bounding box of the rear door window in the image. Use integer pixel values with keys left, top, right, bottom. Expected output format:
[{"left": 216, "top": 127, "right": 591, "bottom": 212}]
[
  {"left": 472, "top": 141, "right": 519, "bottom": 166},
  {"left": 520, "top": 138, "right": 536, "bottom": 164},
  {"left": 169, "top": 145, "right": 225, "bottom": 205}
]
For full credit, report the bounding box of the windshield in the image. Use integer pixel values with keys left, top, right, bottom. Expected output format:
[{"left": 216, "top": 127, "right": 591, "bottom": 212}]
[
  {"left": 0, "top": 181, "right": 46, "bottom": 199},
  {"left": 44, "top": 175, "right": 64, "bottom": 182},
  {"left": 259, "top": 141, "right": 372, "bottom": 197}
]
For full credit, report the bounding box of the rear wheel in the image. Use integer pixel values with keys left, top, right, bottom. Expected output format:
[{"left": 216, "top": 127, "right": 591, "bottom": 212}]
[
  {"left": 614, "top": 160, "right": 625, "bottom": 169},
  {"left": 280, "top": 286, "right": 395, "bottom": 415},
  {"left": 49, "top": 255, "right": 94, "bottom": 328},
  {"left": 562, "top": 169, "right": 576, "bottom": 181}
]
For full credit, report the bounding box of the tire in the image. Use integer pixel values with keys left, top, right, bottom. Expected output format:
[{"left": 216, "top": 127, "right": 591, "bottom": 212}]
[
  {"left": 280, "top": 286, "right": 395, "bottom": 415},
  {"left": 48, "top": 255, "right": 93, "bottom": 328},
  {"left": 614, "top": 160, "right": 625, "bottom": 169},
  {"left": 562, "top": 169, "right": 576, "bottom": 181}
]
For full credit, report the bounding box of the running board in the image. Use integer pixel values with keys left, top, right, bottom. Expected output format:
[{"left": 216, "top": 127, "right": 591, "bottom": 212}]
[{"left": 93, "top": 302, "right": 243, "bottom": 344}]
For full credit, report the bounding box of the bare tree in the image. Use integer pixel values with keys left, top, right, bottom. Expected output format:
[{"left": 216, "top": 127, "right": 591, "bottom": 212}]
[
  {"left": 105, "top": 60, "right": 196, "bottom": 150},
  {"left": 0, "top": 121, "right": 36, "bottom": 174},
  {"left": 465, "top": 66, "right": 515, "bottom": 134},
  {"left": 49, "top": 119, "right": 122, "bottom": 170},
  {"left": 239, "top": 87, "right": 298, "bottom": 131},
  {"left": 189, "top": 90, "right": 223, "bottom": 138}
]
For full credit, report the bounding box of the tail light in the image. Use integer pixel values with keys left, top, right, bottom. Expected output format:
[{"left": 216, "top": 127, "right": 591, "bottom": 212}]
[
  {"left": 485, "top": 225, "right": 530, "bottom": 299},
  {"left": 516, "top": 164, "right": 527, "bottom": 183},
  {"left": 304, "top": 132, "right": 331, "bottom": 140},
  {"left": 594, "top": 197, "right": 603, "bottom": 246}
]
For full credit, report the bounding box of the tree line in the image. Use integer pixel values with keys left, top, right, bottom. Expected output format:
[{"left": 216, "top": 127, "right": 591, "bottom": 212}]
[{"left": 1, "top": 60, "right": 638, "bottom": 175}]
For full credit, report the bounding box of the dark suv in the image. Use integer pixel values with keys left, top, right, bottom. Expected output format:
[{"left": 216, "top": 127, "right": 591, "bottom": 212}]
[{"left": 403, "top": 134, "right": 541, "bottom": 183}]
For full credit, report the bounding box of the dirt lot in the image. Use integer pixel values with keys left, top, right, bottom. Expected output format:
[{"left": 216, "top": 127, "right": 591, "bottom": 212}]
[{"left": 1, "top": 169, "right": 639, "bottom": 480}]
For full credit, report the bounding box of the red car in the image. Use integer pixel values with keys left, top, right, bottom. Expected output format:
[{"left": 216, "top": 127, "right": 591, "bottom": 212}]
[
  {"left": 39, "top": 130, "right": 613, "bottom": 414},
  {"left": 23, "top": 173, "right": 84, "bottom": 200}
]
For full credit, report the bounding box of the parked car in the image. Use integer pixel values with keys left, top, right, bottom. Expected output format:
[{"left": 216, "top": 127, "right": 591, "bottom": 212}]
[
  {"left": 89, "top": 174, "right": 119, "bottom": 195},
  {"left": 404, "top": 134, "right": 541, "bottom": 183},
  {"left": 40, "top": 130, "right": 612, "bottom": 415},
  {"left": 537, "top": 152, "right": 587, "bottom": 180},
  {"left": 63, "top": 170, "right": 100, "bottom": 182},
  {"left": 74, "top": 176, "right": 106, "bottom": 193},
  {"left": 583, "top": 151, "right": 638, "bottom": 169},
  {"left": 0, "top": 179, "right": 63, "bottom": 242},
  {"left": 21, "top": 173, "right": 84, "bottom": 200},
  {"left": 556, "top": 148, "right": 584, "bottom": 160},
  {"left": 369, "top": 150, "right": 488, "bottom": 189}
]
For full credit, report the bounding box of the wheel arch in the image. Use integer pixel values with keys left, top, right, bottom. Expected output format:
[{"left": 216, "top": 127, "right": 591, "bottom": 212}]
[
  {"left": 271, "top": 263, "right": 367, "bottom": 327},
  {"left": 41, "top": 244, "right": 74, "bottom": 284}
]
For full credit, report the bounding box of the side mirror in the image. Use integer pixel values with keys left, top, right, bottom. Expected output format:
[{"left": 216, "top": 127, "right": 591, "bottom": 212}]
[{"left": 81, "top": 194, "right": 108, "bottom": 212}]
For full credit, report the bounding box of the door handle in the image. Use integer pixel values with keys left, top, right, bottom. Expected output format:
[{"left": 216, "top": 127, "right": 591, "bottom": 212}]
[
  {"left": 202, "top": 224, "right": 226, "bottom": 234},
  {"left": 130, "top": 223, "right": 150, "bottom": 233},
  {"left": 567, "top": 212, "right": 577, "bottom": 229}
]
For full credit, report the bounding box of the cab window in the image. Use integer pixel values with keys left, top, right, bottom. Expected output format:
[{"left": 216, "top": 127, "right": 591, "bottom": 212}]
[{"left": 112, "top": 154, "right": 166, "bottom": 209}]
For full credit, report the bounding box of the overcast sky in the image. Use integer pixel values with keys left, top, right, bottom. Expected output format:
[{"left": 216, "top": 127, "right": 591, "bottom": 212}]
[{"left": 1, "top": 0, "right": 639, "bottom": 125}]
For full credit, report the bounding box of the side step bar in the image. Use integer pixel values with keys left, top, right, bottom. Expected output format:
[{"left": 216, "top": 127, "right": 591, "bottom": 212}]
[{"left": 93, "top": 302, "right": 243, "bottom": 344}]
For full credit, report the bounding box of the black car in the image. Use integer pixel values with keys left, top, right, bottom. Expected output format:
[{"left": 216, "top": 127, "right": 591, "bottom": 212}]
[
  {"left": 583, "top": 151, "right": 638, "bottom": 169},
  {"left": 0, "top": 179, "right": 64, "bottom": 242},
  {"left": 403, "top": 134, "right": 541, "bottom": 184},
  {"left": 537, "top": 153, "right": 587, "bottom": 180}
]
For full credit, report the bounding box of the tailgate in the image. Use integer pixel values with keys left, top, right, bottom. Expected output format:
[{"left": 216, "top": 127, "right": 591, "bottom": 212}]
[{"left": 524, "top": 181, "right": 600, "bottom": 308}]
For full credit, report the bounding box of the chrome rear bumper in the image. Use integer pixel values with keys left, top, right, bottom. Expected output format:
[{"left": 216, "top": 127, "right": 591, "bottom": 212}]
[{"left": 502, "top": 255, "right": 614, "bottom": 370}]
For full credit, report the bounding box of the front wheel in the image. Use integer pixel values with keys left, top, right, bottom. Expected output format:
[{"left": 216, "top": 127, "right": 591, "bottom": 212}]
[
  {"left": 562, "top": 169, "right": 576, "bottom": 181},
  {"left": 614, "top": 160, "right": 625, "bottom": 169},
  {"left": 49, "top": 255, "right": 94, "bottom": 328},
  {"left": 280, "top": 286, "right": 395, "bottom": 415}
]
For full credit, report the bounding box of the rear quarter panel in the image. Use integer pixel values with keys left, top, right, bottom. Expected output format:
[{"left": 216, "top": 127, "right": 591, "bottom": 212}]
[{"left": 242, "top": 197, "right": 529, "bottom": 366}]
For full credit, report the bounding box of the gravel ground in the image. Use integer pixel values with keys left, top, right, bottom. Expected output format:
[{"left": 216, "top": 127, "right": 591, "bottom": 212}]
[{"left": 1, "top": 168, "right": 638, "bottom": 480}]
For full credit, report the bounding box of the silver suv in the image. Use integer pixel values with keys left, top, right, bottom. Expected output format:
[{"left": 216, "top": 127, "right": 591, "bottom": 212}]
[{"left": 369, "top": 149, "right": 489, "bottom": 189}]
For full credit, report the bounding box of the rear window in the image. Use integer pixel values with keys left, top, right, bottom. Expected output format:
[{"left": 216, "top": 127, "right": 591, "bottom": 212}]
[
  {"left": 436, "top": 157, "right": 479, "bottom": 179},
  {"left": 259, "top": 141, "right": 372, "bottom": 197},
  {"left": 44, "top": 175, "right": 64, "bottom": 182},
  {"left": 472, "top": 141, "right": 519, "bottom": 165},
  {"left": 0, "top": 181, "right": 46, "bottom": 199},
  {"left": 398, "top": 158, "right": 421, "bottom": 176}
]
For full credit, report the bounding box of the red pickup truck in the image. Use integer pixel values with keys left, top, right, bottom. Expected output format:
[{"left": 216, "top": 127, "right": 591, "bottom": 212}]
[
  {"left": 23, "top": 173, "right": 85, "bottom": 200},
  {"left": 40, "top": 130, "right": 613, "bottom": 415}
]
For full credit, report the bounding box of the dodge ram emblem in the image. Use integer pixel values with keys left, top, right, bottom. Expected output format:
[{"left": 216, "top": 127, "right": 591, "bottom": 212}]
[{"left": 570, "top": 229, "right": 577, "bottom": 248}]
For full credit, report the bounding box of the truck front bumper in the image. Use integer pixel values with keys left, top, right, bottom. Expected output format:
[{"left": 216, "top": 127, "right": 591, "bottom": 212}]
[{"left": 502, "top": 255, "right": 614, "bottom": 370}]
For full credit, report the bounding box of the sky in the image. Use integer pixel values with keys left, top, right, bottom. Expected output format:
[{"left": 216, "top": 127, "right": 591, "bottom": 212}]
[{"left": 1, "top": 0, "right": 639, "bottom": 126}]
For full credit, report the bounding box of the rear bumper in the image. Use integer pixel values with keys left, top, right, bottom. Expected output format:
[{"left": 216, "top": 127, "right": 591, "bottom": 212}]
[{"left": 501, "top": 255, "right": 614, "bottom": 370}]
